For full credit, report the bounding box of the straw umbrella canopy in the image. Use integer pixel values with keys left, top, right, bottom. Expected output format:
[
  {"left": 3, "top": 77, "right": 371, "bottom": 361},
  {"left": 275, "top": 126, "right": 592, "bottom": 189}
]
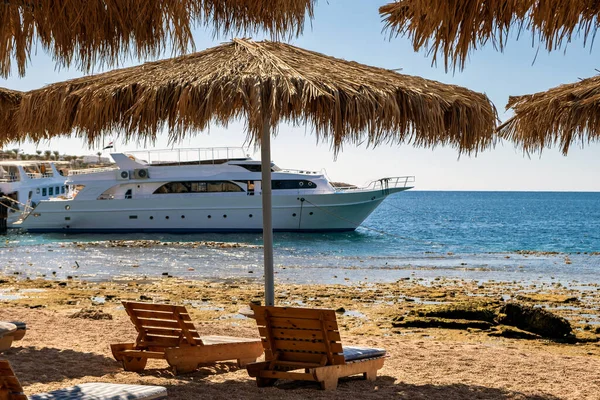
[
  {"left": 498, "top": 75, "right": 600, "bottom": 155},
  {"left": 380, "top": 0, "right": 600, "bottom": 71},
  {"left": 0, "top": 88, "right": 22, "bottom": 146},
  {"left": 0, "top": 0, "right": 315, "bottom": 77},
  {"left": 15, "top": 38, "right": 497, "bottom": 305}
]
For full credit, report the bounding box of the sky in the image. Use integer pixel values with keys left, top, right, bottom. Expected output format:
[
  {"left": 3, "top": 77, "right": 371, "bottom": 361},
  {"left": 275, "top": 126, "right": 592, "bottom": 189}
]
[{"left": 2, "top": 1, "right": 600, "bottom": 191}]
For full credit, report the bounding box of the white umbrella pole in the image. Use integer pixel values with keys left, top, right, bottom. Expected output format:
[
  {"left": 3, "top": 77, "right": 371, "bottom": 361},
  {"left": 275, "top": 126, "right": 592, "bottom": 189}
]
[{"left": 261, "top": 121, "right": 275, "bottom": 306}]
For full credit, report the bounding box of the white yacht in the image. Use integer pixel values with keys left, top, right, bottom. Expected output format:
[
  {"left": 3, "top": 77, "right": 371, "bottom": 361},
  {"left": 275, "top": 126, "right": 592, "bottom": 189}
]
[
  {"left": 17, "top": 148, "right": 414, "bottom": 233},
  {"left": 0, "top": 160, "right": 71, "bottom": 226}
]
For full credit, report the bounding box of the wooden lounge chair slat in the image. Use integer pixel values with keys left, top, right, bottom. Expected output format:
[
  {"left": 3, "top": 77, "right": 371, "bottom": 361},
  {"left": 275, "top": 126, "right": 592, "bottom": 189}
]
[
  {"left": 261, "top": 339, "right": 343, "bottom": 354},
  {"left": 120, "top": 349, "right": 166, "bottom": 359},
  {"left": 125, "top": 302, "right": 188, "bottom": 313},
  {"left": 111, "top": 301, "right": 262, "bottom": 374},
  {"left": 130, "top": 310, "right": 192, "bottom": 321},
  {"left": 248, "top": 305, "right": 386, "bottom": 391},
  {"left": 259, "top": 370, "right": 316, "bottom": 381},
  {"left": 199, "top": 335, "right": 259, "bottom": 344},
  {"left": 273, "top": 360, "right": 323, "bottom": 368},
  {"left": 254, "top": 316, "right": 338, "bottom": 330},
  {"left": 136, "top": 318, "right": 196, "bottom": 330},
  {"left": 138, "top": 337, "right": 184, "bottom": 348},
  {"left": 273, "top": 351, "right": 346, "bottom": 365},
  {"left": 255, "top": 307, "right": 338, "bottom": 321},
  {"left": 319, "top": 313, "right": 334, "bottom": 364},
  {"left": 259, "top": 326, "right": 342, "bottom": 341},
  {"left": 144, "top": 327, "right": 201, "bottom": 338}
]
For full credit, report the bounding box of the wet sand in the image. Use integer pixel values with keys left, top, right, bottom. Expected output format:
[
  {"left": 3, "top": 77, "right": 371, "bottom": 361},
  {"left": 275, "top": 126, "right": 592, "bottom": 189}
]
[{"left": 1, "top": 275, "right": 600, "bottom": 399}]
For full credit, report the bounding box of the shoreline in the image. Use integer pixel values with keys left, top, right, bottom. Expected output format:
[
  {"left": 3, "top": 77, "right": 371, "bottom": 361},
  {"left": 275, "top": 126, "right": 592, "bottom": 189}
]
[
  {"left": 2, "top": 273, "right": 599, "bottom": 336},
  {"left": 3, "top": 239, "right": 600, "bottom": 288}
]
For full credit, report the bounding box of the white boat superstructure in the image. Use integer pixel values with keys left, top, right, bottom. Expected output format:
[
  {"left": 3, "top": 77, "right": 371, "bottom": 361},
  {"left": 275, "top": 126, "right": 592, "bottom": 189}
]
[
  {"left": 0, "top": 160, "right": 72, "bottom": 226},
  {"left": 17, "top": 147, "right": 414, "bottom": 233}
]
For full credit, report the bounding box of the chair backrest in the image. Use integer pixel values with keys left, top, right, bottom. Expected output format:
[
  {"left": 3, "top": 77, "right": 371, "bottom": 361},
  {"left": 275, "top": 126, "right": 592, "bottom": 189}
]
[
  {"left": 123, "top": 302, "right": 202, "bottom": 350},
  {"left": 0, "top": 360, "right": 27, "bottom": 400},
  {"left": 251, "top": 305, "right": 345, "bottom": 367}
]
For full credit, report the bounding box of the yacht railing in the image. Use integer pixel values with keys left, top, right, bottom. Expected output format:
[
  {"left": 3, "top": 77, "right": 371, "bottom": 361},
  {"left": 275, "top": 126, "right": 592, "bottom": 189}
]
[
  {"left": 26, "top": 172, "right": 54, "bottom": 179},
  {"left": 68, "top": 166, "right": 118, "bottom": 176},
  {"left": 365, "top": 176, "right": 415, "bottom": 190},
  {"left": 334, "top": 176, "right": 415, "bottom": 193},
  {"left": 125, "top": 147, "right": 250, "bottom": 166},
  {"left": 0, "top": 175, "right": 18, "bottom": 183},
  {"left": 278, "top": 168, "right": 322, "bottom": 175}
]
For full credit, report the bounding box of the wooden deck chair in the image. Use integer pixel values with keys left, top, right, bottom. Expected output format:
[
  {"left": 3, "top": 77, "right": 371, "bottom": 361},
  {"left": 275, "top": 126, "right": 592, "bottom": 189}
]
[
  {"left": 246, "top": 305, "right": 387, "bottom": 391},
  {"left": 0, "top": 359, "right": 167, "bottom": 400},
  {"left": 111, "top": 301, "right": 263, "bottom": 374}
]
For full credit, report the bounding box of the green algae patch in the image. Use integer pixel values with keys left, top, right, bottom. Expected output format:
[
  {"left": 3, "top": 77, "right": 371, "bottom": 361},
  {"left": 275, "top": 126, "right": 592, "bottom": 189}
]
[
  {"left": 498, "top": 302, "right": 572, "bottom": 339},
  {"left": 488, "top": 325, "right": 541, "bottom": 340},
  {"left": 410, "top": 300, "right": 500, "bottom": 323},
  {"left": 392, "top": 316, "right": 493, "bottom": 330},
  {"left": 515, "top": 294, "right": 579, "bottom": 303}
]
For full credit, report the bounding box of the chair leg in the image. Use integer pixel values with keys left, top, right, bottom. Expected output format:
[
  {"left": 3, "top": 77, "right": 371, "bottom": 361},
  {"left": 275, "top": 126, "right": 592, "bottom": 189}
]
[
  {"left": 320, "top": 377, "right": 338, "bottom": 391},
  {"left": 237, "top": 357, "right": 256, "bottom": 367},
  {"left": 171, "top": 361, "right": 199, "bottom": 375},
  {"left": 363, "top": 369, "right": 377, "bottom": 381},
  {"left": 256, "top": 377, "right": 277, "bottom": 387},
  {"left": 122, "top": 356, "right": 147, "bottom": 372}
]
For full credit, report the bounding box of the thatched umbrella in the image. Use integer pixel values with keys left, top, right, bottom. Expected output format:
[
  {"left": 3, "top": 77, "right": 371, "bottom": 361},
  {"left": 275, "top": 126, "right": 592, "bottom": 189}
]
[
  {"left": 15, "top": 38, "right": 497, "bottom": 305},
  {"left": 498, "top": 75, "right": 600, "bottom": 155},
  {"left": 0, "top": 0, "right": 315, "bottom": 77},
  {"left": 0, "top": 88, "right": 22, "bottom": 146},
  {"left": 380, "top": 0, "right": 600, "bottom": 71}
]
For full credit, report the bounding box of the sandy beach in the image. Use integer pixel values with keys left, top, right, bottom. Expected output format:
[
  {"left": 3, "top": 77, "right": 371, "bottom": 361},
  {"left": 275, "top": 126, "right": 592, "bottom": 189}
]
[{"left": 1, "top": 274, "right": 599, "bottom": 399}]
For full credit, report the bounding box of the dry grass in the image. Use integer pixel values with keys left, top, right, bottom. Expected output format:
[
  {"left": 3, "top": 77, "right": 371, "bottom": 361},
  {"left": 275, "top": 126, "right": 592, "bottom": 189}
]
[
  {"left": 0, "top": 0, "right": 315, "bottom": 78},
  {"left": 15, "top": 38, "right": 497, "bottom": 155},
  {"left": 499, "top": 74, "right": 600, "bottom": 154},
  {"left": 380, "top": 0, "right": 600, "bottom": 71}
]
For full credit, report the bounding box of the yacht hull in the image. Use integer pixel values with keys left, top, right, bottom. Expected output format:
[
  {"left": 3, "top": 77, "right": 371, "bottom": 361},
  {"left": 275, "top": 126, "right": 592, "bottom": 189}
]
[{"left": 19, "top": 188, "right": 407, "bottom": 233}]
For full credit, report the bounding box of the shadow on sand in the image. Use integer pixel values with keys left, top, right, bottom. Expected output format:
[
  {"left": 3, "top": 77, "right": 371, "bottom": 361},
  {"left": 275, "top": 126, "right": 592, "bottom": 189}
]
[
  {"left": 5, "top": 348, "right": 562, "bottom": 400},
  {"left": 162, "top": 374, "right": 561, "bottom": 400},
  {"left": 6, "top": 346, "right": 120, "bottom": 384}
]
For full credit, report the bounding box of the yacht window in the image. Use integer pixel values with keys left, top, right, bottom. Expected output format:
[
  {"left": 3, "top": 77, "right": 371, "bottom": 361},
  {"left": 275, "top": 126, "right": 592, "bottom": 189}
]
[
  {"left": 272, "top": 180, "right": 317, "bottom": 190},
  {"left": 125, "top": 189, "right": 133, "bottom": 199},
  {"left": 61, "top": 186, "right": 66, "bottom": 194},
  {"left": 231, "top": 164, "right": 280, "bottom": 172},
  {"left": 49, "top": 187, "right": 54, "bottom": 196},
  {"left": 42, "top": 188, "right": 47, "bottom": 196},
  {"left": 153, "top": 181, "right": 243, "bottom": 194},
  {"left": 55, "top": 186, "right": 60, "bottom": 194}
]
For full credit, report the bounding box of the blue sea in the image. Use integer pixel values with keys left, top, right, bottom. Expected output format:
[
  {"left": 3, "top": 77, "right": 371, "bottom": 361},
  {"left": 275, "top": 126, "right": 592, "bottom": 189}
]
[{"left": 1, "top": 191, "right": 599, "bottom": 285}]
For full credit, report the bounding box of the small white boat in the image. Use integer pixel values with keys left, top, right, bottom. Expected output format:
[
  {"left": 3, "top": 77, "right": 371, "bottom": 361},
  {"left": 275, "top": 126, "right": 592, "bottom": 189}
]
[
  {"left": 17, "top": 148, "right": 414, "bottom": 233},
  {"left": 0, "top": 160, "right": 71, "bottom": 227}
]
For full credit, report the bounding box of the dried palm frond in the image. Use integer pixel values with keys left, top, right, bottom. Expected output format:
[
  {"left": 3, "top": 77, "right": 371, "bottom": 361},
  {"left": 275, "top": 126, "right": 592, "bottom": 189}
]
[
  {"left": 380, "top": 0, "right": 600, "bottom": 71},
  {"left": 0, "top": 0, "right": 315, "bottom": 78},
  {"left": 499, "top": 75, "right": 600, "bottom": 154},
  {"left": 202, "top": 0, "right": 314, "bottom": 39},
  {"left": 0, "top": 88, "right": 22, "bottom": 146},
  {"left": 16, "top": 39, "right": 497, "bottom": 155}
]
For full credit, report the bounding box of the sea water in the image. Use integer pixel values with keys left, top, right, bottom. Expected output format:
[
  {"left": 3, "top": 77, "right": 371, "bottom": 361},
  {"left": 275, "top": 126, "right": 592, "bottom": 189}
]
[{"left": 1, "top": 191, "right": 599, "bottom": 285}]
